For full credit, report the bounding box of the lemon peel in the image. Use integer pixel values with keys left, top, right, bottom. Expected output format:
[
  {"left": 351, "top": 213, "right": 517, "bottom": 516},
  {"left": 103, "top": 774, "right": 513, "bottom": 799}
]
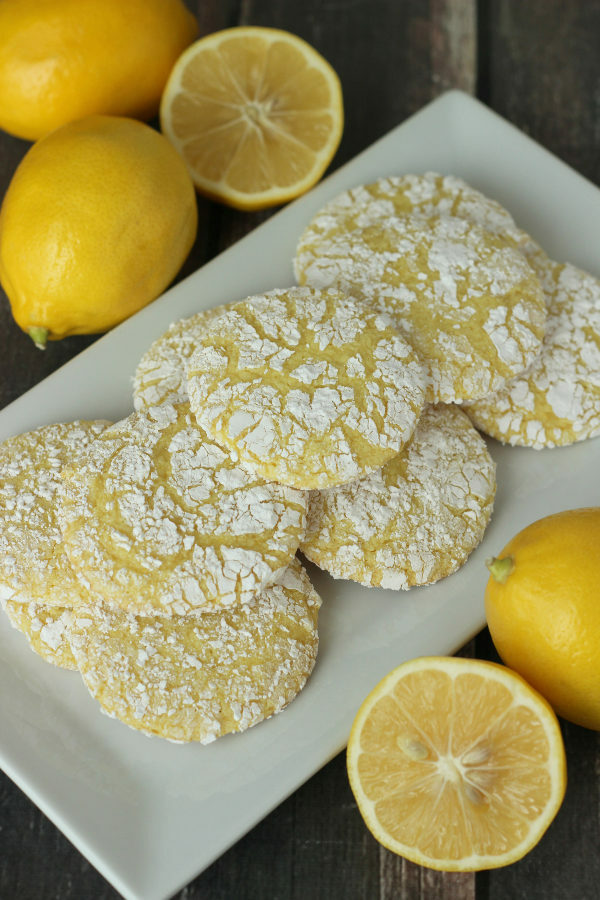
[
  {"left": 0, "top": 115, "right": 197, "bottom": 346},
  {"left": 0, "top": 0, "right": 198, "bottom": 140},
  {"left": 485, "top": 507, "right": 600, "bottom": 729}
]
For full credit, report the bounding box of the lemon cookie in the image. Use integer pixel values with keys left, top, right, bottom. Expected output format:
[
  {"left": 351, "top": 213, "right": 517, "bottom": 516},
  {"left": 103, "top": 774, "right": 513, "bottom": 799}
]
[
  {"left": 294, "top": 172, "right": 538, "bottom": 283},
  {"left": 300, "top": 404, "right": 496, "bottom": 589},
  {"left": 464, "top": 260, "right": 600, "bottom": 448},
  {"left": 296, "top": 213, "right": 546, "bottom": 404},
  {"left": 1, "top": 598, "right": 76, "bottom": 669},
  {"left": 67, "top": 558, "right": 321, "bottom": 743},
  {"left": 59, "top": 401, "right": 307, "bottom": 615},
  {"left": 133, "top": 306, "right": 227, "bottom": 409},
  {"left": 0, "top": 420, "right": 110, "bottom": 607},
  {"left": 187, "top": 286, "right": 427, "bottom": 490}
]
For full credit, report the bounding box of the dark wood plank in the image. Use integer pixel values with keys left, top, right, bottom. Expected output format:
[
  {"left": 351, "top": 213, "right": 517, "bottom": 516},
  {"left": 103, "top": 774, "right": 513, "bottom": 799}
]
[
  {"left": 430, "top": 0, "right": 477, "bottom": 93},
  {"left": 476, "top": 3, "right": 600, "bottom": 897},
  {"left": 478, "top": 0, "right": 600, "bottom": 185},
  {"left": 0, "top": 773, "right": 119, "bottom": 900},
  {"left": 474, "top": 629, "right": 600, "bottom": 900},
  {"left": 238, "top": 0, "right": 477, "bottom": 164},
  {"left": 197, "top": 753, "right": 381, "bottom": 900}
]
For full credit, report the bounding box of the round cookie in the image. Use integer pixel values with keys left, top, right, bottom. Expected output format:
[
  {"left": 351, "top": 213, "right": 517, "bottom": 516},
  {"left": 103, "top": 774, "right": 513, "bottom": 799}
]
[
  {"left": 1, "top": 598, "right": 76, "bottom": 670},
  {"left": 59, "top": 401, "right": 307, "bottom": 616},
  {"left": 0, "top": 420, "right": 110, "bottom": 607},
  {"left": 66, "top": 558, "right": 321, "bottom": 743},
  {"left": 294, "top": 172, "right": 538, "bottom": 284},
  {"left": 133, "top": 306, "right": 228, "bottom": 410},
  {"left": 300, "top": 404, "right": 496, "bottom": 589},
  {"left": 295, "top": 213, "right": 546, "bottom": 404},
  {"left": 187, "top": 286, "right": 427, "bottom": 490},
  {"left": 464, "top": 259, "right": 600, "bottom": 448}
]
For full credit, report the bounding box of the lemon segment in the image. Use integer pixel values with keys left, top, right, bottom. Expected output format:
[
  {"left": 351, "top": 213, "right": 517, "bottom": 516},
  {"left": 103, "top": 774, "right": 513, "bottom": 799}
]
[
  {"left": 160, "top": 27, "right": 344, "bottom": 210},
  {"left": 347, "top": 656, "right": 566, "bottom": 871}
]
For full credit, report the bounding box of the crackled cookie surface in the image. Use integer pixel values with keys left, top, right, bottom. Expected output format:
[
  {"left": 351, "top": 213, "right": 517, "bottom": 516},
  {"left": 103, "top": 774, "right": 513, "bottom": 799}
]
[
  {"left": 464, "top": 260, "right": 600, "bottom": 448},
  {"left": 296, "top": 213, "right": 546, "bottom": 404},
  {"left": 0, "top": 420, "right": 110, "bottom": 607},
  {"left": 59, "top": 402, "right": 307, "bottom": 615},
  {"left": 67, "top": 558, "right": 321, "bottom": 743},
  {"left": 294, "top": 172, "right": 538, "bottom": 283},
  {"left": 1, "top": 598, "right": 76, "bottom": 670},
  {"left": 301, "top": 404, "right": 496, "bottom": 589},
  {"left": 187, "top": 286, "right": 427, "bottom": 489},
  {"left": 133, "top": 306, "right": 227, "bottom": 410}
]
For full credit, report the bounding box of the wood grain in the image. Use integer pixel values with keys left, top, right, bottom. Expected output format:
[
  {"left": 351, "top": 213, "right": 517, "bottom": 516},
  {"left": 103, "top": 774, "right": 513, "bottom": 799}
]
[
  {"left": 479, "top": 0, "right": 600, "bottom": 185},
  {"left": 475, "top": 10, "right": 600, "bottom": 895}
]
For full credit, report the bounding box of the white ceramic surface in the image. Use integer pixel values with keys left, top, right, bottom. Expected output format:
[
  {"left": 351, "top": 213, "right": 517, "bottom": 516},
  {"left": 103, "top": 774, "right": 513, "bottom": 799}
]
[{"left": 1, "top": 90, "right": 599, "bottom": 900}]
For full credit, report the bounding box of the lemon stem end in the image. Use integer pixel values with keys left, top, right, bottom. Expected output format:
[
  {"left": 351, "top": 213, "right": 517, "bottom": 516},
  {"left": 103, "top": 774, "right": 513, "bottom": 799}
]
[
  {"left": 486, "top": 556, "right": 515, "bottom": 584},
  {"left": 28, "top": 327, "right": 49, "bottom": 350}
]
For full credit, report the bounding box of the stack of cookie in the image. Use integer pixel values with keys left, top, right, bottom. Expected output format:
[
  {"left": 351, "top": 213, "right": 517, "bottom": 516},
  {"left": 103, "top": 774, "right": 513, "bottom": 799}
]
[
  {"left": 133, "top": 172, "right": 599, "bottom": 598},
  {"left": 0, "top": 407, "right": 321, "bottom": 743},
  {"left": 1, "top": 172, "right": 598, "bottom": 743},
  {"left": 134, "top": 284, "right": 497, "bottom": 593},
  {"left": 294, "top": 172, "right": 600, "bottom": 448}
]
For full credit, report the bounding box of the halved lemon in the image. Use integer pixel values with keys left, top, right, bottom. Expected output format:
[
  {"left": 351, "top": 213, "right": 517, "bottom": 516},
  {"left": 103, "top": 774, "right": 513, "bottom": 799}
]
[
  {"left": 160, "top": 26, "right": 344, "bottom": 210},
  {"left": 347, "top": 656, "right": 566, "bottom": 871}
]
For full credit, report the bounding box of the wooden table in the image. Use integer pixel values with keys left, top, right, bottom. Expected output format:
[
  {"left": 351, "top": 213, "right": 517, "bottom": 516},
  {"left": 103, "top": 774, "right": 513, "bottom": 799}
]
[{"left": 1, "top": 2, "right": 599, "bottom": 898}]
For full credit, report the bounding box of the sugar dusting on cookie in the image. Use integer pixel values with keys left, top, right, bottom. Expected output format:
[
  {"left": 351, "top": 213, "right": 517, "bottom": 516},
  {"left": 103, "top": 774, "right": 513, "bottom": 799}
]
[
  {"left": 464, "top": 259, "right": 600, "bottom": 447},
  {"left": 0, "top": 420, "right": 110, "bottom": 606},
  {"left": 294, "top": 172, "right": 540, "bottom": 285},
  {"left": 133, "top": 306, "right": 228, "bottom": 410},
  {"left": 59, "top": 402, "right": 307, "bottom": 616},
  {"left": 301, "top": 404, "right": 496, "bottom": 588},
  {"left": 67, "top": 558, "right": 321, "bottom": 743},
  {"left": 2, "top": 598, "right": 77, "bottom": 669},
  {"left": 187, "top": 286, "right": 427, "bottom": 489},
  {"left": 297, "top": 213, "right": 546, "bottom": 404}
]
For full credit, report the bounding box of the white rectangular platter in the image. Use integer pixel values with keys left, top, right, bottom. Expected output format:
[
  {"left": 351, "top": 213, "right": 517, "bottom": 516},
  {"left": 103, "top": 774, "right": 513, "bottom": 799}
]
[{"left": 1, "top": 90, "right": 599, "bottom": 900}]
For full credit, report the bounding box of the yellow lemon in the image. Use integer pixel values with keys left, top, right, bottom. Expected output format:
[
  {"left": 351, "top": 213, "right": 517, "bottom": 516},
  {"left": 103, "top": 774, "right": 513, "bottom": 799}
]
[
  {"left": 485, "top": 507, "right": 600, "bottom": 730},
  {"left": 160, "top": 27, "right": 344, "bottom": 210},
  {"left": 0, "top": 0, "right": 198, "bottom": 141},
  {"left": 347, "top": 656, "right": 566, "bottom": 871},
  {"left": 0, "top": 115, "right": 197, "bottom": 347}
]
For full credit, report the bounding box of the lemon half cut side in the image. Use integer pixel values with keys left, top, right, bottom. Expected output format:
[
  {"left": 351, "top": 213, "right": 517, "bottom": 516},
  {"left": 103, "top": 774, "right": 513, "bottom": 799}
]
[
  {"left": 347, "top": 656, "right": 566, "bottom": 872},
  {"left": 160, "top": 27, "right": 344, "bottom": 211}
]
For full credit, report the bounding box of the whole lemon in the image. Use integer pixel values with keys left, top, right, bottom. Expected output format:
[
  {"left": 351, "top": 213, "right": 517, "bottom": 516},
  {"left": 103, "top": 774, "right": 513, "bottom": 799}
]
[
  {"left": 0, "top": 0, "right": 198, "bottom": 140},
  {"left": 485, "top": 507, "right": 600, "bottom": 730},
  {"left": 0, "top": 115, "right": 197, "bottom": 347}
]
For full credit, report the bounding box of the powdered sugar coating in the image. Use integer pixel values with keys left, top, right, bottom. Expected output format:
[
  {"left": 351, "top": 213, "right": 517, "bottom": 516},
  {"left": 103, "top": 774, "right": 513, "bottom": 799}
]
[
  {"left": 59, "top": 402, "right": 307, "bottom": 615},
  {"left": 67, "top": 558, "right": 321, "bottom": 743},
  {"left": 464, "top": 259, "right": 600, "bottom": 448},
  {"left": 187, "top": 286, "right": 427, "bottom": 489},
  {"left": 301, "top": 404, "right": 496, "bottom": 589},
  {"left": 0, "top": 420, "right": 110, "bottom": 606},
  {"left": 297, "top": 213, "right": 546, "bottom": 404},
  {"left": 1, "top": 597, "right": 76, "bottom": 670},
  {"left": 133, "top": 306, "right": 228, "bottom": 410},
  {"left": 293, "top": 173, "right": 538, "bottom": 283}
]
